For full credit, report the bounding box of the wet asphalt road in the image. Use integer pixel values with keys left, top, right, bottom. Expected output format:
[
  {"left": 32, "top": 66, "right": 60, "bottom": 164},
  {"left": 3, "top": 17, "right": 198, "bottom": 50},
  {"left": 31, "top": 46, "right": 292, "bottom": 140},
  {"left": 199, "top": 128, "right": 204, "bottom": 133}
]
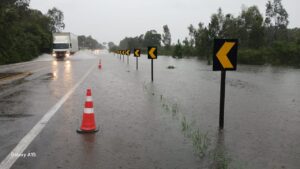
[
  {"left": 0, "top": 50, "right": 300, "bottom": 169},
  {"left": 0, "top": 51, "right": 200, "bottom": 169}
]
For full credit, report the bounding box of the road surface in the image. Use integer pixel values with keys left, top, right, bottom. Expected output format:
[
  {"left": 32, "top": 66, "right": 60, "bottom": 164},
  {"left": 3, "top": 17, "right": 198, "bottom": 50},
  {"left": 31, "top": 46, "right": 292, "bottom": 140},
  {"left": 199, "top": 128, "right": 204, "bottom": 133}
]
[
  {"left": 0, "top": 50, "right": 300, "bottom": 169},
  {"left": 0, "top": 51, "right": 200, "bottom": 169}
]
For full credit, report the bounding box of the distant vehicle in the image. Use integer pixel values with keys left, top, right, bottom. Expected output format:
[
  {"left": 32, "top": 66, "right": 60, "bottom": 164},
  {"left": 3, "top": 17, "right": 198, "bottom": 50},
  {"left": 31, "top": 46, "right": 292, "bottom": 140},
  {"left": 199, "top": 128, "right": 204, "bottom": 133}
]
[{"left": 52, "top": 32, "right": 78, "bottom": 58}]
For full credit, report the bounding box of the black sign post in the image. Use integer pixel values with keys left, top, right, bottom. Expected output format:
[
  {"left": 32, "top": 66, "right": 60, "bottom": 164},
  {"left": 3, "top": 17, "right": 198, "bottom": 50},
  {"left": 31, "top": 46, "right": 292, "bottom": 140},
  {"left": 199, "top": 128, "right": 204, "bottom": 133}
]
[
  {"left": 219, "top": 70, "right": 226, "bottom": 129},
  {"left": 126, "top": 50, "right": 130, "bottom": 64},
  {"left": 213, "top": 39, "right": 238, "bottom": 130},
  {"left": 151, "top": 60, "right": 153, "bottom": 81},
  {"left": 134, "top": 49, "right": 141, "bottom": 70},
  {"left": 121, "top": 50, "right": 124, "bottom": 62},
  {"left": 148, "top": 47, "right": 157, "bottom": 82}
]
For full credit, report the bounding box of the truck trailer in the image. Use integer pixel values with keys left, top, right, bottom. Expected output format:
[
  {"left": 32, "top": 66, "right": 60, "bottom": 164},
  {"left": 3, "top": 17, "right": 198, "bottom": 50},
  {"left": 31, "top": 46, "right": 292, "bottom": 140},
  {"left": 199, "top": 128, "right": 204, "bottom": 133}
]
[{"left": 52, "top": 32, "right": 78, "bottom": 58}]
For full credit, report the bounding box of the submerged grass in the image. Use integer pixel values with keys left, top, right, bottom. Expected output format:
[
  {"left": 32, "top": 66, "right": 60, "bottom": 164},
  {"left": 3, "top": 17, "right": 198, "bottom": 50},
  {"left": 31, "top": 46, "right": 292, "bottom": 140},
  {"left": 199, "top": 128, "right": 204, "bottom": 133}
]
[
  {"left": 191, "top": 130, "right": 210, "bottom": 158},
  {"left": 181, "top": 116, "right": 191, "bottom": 136},
  {"left": 181, "top": 116, "right": 210, "bottom": 158},
  {"left": 162, "top": 95, "right": 211, "bottom": 158},
  {"left": 144, "top": 86, "right": 245, "bottom": 168},
  {"left": 212, "top": 149, "right": 231, "bottom": 169}
]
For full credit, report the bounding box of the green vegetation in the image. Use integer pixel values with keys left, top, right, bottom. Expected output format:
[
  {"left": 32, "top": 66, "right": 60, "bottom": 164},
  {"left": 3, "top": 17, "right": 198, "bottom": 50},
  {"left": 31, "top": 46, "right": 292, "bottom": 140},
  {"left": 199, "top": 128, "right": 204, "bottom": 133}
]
[
  {"left": 213, "top": 151, "right": 231, "bottom": 169},
  {"left": 191, "top": 130, "right": 210, "bottom": 158},
  {"left": 112, "top": 0, "right": 300, "bottom": 67},
  {"left": 180, "top": 116, "right": 210, "bottom": 158},
  {"left": 0, "top": 1, "right": 104, "bottom": 65},
  {"left": 181, "top": 116, "right": 190, "bottom": 136},
  {"left": 158, "top": 91, "right": 212, "bottom": 158},
  {"left": 0, "top": 0, "right": 54, "bottom": 64}
]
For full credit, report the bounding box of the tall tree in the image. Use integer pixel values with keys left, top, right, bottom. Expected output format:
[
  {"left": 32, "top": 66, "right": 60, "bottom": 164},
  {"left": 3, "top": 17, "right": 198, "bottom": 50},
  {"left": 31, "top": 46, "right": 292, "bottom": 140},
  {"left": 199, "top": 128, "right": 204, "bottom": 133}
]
[
  {"left": 15, "top": 0, "right": 30, "bottom": 8},
  {"left": 240, "top": 6, "right": 264, "bottom": 48},
  {"left": 47, "top": 7, "right": 65, "bottom": 33},
  {"left": 220, "top": 14, "right": 239, "bottom": 39},
  {"left": 173, "top": 39, "right": 183, "bottom": 58},
  {"left": 265, "top": 0, "right": 289, "bottom": 28},
  {"left": 143, "top": 30, "right": 161, "bottom": 47},
  {"left": 265, "top": 0, "right": 289, "bottom": 41},
  {"left": 188, "top": 24, "right": 196, "bottom": 47},
  {"left": 208, "top": 8, "right": 224, "bottom": 39},
  {"left": 195, "top": 23, "right": 211, "bottom": 60},
  {"left": 108, "top": 42, "right": 117, "bottom": 52},
  {"left": 162, "top": 25, "right": 171, "bottom": 48}
]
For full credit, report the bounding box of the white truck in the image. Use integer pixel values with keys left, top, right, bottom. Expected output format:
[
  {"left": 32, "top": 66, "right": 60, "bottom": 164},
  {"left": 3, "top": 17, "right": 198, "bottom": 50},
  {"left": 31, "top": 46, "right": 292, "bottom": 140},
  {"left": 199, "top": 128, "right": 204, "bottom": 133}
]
[{"left": 52, "top": 32, "right": 78, "bottom": 58}]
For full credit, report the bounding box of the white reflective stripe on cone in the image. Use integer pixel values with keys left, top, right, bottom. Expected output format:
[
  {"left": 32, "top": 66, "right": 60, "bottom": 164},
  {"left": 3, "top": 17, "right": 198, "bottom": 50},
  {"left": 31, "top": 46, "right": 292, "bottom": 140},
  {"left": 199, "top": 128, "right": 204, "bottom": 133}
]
[
  {"left": 86, "top": 96, "right": 93, "bottom": 102},
  {"left": 84, "top": 108, "right": 94, "bottom": 114}
]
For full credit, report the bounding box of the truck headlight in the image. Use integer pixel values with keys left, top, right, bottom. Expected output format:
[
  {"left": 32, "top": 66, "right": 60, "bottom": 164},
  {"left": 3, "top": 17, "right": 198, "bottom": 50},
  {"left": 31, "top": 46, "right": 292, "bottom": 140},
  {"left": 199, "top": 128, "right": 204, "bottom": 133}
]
[
  {"left": 52, "top": 53, "right": 57, "bottom": 57},
  {"left": 65, "top": 53, "right": 70, "bottom": 57}
]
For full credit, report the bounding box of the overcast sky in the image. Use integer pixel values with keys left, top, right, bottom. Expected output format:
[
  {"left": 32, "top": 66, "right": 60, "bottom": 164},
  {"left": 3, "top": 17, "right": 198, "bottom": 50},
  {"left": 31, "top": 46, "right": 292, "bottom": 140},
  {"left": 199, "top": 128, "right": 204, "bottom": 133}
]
[{"left": 30, "top": 0, "right": 299, "bottom": 45}]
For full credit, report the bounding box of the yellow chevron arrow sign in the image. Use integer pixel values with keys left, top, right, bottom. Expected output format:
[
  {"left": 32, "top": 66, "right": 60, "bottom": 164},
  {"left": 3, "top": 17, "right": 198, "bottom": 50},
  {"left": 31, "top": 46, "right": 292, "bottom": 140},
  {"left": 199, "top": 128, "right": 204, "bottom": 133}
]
[
  {"left": 216, "top": 42, "right": 235, "bottom": 69},
  {"left": 213, "top": 39, "right": 238, "bottom": 71},
  {"left": 126, "top": 50, "right": 130, "bottom": 55},
  {"left": 134, "top": 49, "right": 140, "bottom": 57},
  {"left": 148, "top": 47, "right": 157, "bottom": 59}
]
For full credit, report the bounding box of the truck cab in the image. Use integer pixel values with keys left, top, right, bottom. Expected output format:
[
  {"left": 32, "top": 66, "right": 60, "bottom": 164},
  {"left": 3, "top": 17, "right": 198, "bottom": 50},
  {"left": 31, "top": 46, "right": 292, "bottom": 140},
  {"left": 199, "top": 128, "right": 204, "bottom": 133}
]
[{"left": 52, "top": 32, "right": 78, "bottom": 59}]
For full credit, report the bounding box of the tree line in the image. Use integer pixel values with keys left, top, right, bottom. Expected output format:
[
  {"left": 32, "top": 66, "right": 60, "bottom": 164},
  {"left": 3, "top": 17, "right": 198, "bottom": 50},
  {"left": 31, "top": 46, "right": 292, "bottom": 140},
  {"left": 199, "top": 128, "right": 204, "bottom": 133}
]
[
  {"left": 108, "top": 29, "right": 162, "bottom": 54},
  {"left": 109, "top": 0, "right": 300, "bottom": 66},
  {"left": 78, "top": 35, "right": 105, "bottom": 50}
]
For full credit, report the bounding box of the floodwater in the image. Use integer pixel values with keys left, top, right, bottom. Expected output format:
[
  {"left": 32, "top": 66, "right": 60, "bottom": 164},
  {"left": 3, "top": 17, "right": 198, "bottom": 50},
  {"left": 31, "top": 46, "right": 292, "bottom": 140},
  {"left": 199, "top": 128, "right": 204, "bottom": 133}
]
[
  {"left": 129, "top": 54, "right": 300, "bottom": 169},
  {"left": 0, "top": 51, "right": 299, "bottom": 169}
]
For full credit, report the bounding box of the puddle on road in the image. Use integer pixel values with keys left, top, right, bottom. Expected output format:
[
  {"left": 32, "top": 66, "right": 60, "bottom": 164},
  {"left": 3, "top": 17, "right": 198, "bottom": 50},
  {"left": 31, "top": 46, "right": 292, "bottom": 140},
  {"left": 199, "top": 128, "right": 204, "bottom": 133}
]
[
  {"left": 0, "top": 113, "right": 33, "bottom": 118},
  {"left": 0, "top": 72, "right": 23, "bottom": 79},
  {"left": 0, "top": 88, "right": 33, "bottom": 121},
  {"left": 0, "top": 72, "right": 31, "bottom": 85},
  {"left": 0, "top": 89, "right": 25, "bottom": 100},
  {"left": 41, "top": 73, "right": 56, "bottom": 80}
]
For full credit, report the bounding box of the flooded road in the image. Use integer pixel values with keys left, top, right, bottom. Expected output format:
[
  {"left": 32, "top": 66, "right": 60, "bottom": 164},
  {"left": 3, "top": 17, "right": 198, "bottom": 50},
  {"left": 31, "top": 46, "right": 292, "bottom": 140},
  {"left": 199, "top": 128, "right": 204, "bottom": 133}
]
[
  {"left": 0, "top": 51, "right": 299, "bottom": 169},
  {"left": 135, "top": 55, "right": 300, "bottom": 169}
]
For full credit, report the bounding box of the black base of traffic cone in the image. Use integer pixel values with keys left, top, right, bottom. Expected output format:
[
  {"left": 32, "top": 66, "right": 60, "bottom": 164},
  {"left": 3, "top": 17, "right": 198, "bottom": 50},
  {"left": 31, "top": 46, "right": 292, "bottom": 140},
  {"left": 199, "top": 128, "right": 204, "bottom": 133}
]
[{"left": 76, "top": 126, "right": 100, "bottom": 134}]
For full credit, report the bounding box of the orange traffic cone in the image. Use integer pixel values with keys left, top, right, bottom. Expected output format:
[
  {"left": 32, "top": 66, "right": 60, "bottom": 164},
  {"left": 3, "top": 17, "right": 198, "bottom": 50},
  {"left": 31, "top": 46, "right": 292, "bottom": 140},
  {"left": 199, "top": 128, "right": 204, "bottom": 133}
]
[
  {"left": 77, "top": 89, "right": 99, "bottom": 133},
  {"left": 98, "top": 59, "right": 102, "bottom": 69}
]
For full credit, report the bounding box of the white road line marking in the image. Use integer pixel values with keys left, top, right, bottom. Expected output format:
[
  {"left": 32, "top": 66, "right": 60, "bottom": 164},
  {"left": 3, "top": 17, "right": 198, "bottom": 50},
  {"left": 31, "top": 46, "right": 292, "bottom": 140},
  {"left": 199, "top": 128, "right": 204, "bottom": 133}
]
[{"left": 0, "top": 64, "right": 95, "bottom": 169}]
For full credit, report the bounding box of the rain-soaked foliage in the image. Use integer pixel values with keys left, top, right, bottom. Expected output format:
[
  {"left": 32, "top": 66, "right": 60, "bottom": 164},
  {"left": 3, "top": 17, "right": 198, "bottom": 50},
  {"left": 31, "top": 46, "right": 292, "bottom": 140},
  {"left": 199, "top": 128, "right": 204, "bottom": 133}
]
[{"left": 0, "top": 0, "right": 55, "bottom": 64}]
